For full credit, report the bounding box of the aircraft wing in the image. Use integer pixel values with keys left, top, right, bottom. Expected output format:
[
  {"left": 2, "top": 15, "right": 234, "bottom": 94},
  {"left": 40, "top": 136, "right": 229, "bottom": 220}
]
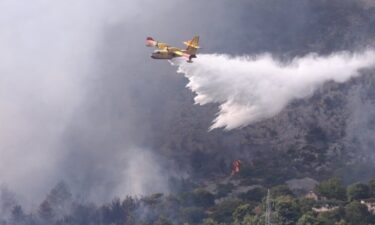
[
  {"left": 155, "top": 42, "right": 169, "bottom": 49},
  {"left": 171, "top": 49, "right": 190, "bottom": 58},
  {"left": 146, "top": 37, "right": 169, "bottom": 49},
  {"left": 172, "top": 49, "right": 197, "bottom": 62}
]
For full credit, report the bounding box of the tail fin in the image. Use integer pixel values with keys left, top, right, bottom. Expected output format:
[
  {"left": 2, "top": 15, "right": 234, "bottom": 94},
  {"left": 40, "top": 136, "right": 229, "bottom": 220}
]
[{"left": 184, "top": 36, "right": 199, "bottom": 55}]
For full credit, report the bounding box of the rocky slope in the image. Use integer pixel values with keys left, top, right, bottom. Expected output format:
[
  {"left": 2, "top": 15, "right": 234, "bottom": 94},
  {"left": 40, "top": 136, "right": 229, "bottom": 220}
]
[{"left": 147, "top": 1, "right": 375, "bottom": 185}]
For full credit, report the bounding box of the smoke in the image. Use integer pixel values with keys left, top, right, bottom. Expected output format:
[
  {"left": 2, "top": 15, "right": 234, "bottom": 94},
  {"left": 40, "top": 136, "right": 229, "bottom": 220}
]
[
  {"left": 345, "top": 79, "right": 375, "bottom": 160},
  {"left": 1, "top": 0, "right": 210, "bottom": 207},
  {"left": 174, "top": 50, "right": 375, "bottom": 130},
  {"left": 0, "top": 0, "right": 162, "bottom": 206},
  {"left": 114, "top": 148, "right": 170, "bottom": 197}
]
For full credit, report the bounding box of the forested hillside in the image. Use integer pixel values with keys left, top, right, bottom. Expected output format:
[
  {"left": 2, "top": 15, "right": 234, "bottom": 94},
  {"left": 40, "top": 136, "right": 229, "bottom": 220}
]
[{"left": 1, "top": 0, "right": 375, "bottom": 224}]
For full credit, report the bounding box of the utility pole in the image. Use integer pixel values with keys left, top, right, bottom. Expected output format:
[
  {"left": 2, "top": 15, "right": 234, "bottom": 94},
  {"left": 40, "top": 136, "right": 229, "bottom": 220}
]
[{"left": 265, "top": 189, "right": 272, "bottom": 225}]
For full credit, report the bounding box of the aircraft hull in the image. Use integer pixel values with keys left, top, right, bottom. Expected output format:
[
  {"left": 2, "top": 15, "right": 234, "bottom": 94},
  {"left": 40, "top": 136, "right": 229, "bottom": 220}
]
[{"left": 151, "top": 52, "right": 174, "bottom": 60}]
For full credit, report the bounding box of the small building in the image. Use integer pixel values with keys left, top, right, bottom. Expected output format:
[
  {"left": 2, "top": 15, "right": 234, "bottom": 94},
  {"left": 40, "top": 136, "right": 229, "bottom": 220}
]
[
  {"left": 305, "top": 191, "right": 319, "bottom": 201},
  {"left": 360, "top": 198, "right": 375, "bottom": 214},
  {"left": 312, "top": 205, "right": 338, "bottom": 213}
]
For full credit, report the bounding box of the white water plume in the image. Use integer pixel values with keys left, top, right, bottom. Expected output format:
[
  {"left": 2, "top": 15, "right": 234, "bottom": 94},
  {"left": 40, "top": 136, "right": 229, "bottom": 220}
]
[{"left": 174, "top": 50, "right": 375, "bottom": 130}]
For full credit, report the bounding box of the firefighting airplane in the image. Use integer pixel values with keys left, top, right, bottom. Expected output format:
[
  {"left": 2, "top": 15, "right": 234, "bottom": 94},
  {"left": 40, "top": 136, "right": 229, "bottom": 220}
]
[{"left": 146, "top": 36, "right": 200, "bottom": 63}]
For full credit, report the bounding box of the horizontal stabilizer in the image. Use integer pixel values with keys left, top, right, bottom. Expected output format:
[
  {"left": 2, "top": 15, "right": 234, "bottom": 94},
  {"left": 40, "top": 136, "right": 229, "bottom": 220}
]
[
  {"left": 183, "top": 36, "right": 200, "bottom": 49},
  {"left": 183, "top": 42, "right": 200, "bottom": 49}
]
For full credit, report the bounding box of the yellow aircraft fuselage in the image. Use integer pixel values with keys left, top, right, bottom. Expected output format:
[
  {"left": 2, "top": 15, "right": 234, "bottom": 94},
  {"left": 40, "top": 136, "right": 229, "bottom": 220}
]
[
  {"left": 146, "top": 36, "right": 199, "bottom": 63},
  {"left": 151, "top": 47, "right": 180, "bottom": 60}
]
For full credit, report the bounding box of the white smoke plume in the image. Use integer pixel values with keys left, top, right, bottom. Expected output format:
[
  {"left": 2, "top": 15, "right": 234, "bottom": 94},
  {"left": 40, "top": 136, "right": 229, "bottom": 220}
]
[
  {"left": 174, "top": 50, "right": 375, "bottom": 130},
  {"left": 114, "top": 148, "right": 170, "bottom": 197},
  {"left": 0, "top": 0, "right": 165, "bottom": 205}
]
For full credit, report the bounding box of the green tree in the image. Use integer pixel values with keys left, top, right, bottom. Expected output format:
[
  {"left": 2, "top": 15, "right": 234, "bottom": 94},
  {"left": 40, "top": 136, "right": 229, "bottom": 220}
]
[
  {"left": 317, "top": 209, "right": 342, "bottom": 225},
  {"left": 271, "top": 185, "right": 294, "bottom": 198},
  {"left": 344, "top": 201, "right": 371, "bottom": 225},
  {"left": 70, "top": 203, "right": 100, "bottom": 225},
  {"left": 192, "top": 188, "right": 215, "bottom": 208},
  {"left": 100, "top": 198, "right": 126, "bottom": 225},
  {"left": 297, "top": 212, "right": 320, "bottom": 225},
  {"left": 336, "top": 219, "right": 347, "bottom": 225},
  {"left": 38, "top": 200, "right": 54, "bottom": 222},
  {"left": 314, "top": 177, "right": 346, "bottom": 200},
  {"left": 46, "top": 181, "right": 72, "bottom": 206},
  {"left": 202, "top": 218, "right": 219, "bottom": 225},
  {"left": 347, "top": 183, "right": 369, "bottom": 201},
  {"left": 238, "top": 187, "right": 267, "bottom": 202},
  {"left": 181, "top": 207, "right": 205, "bottom": 224},
  {"left": 298, "top": 198, "right": 315, "bottom": 214},
  {"left": 10, "top": 205, "right": 26, "bottom": 224},
  {"left": 368, "top": 179, "right": 375, "bottom": 198},
  {"left": 233, "top": 204, "right": 255, "bottom": 223},
  {"left": 212, "top": 199, "right": 242, "bottom": 224},
  {"left": 153, "top": 216, "right": 173, "bottom": 225},
  {"left": 215, "top": 183, "right": 234, "bottom": 198},
  {"left": 242, "top": 214, "right": 264, "bottom": 225},
  {"left": 274, "top": 196, "right": 301, "bottom": 225}
]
